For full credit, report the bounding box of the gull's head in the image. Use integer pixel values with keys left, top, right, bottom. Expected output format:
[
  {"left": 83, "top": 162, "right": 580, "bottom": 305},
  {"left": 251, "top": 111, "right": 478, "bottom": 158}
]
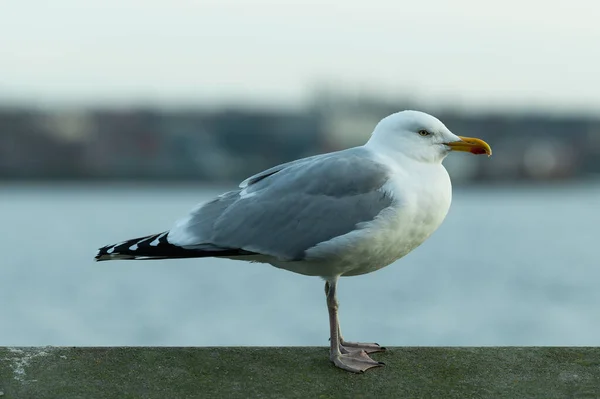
[{"left": 366, "top": 110, "right": 492, "bottom": 163}]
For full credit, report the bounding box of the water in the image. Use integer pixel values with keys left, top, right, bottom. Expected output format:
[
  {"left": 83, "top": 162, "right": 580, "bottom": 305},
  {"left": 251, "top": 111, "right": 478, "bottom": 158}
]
[{"left": 1, "top": 182, "right": 599, "bottom": 347}]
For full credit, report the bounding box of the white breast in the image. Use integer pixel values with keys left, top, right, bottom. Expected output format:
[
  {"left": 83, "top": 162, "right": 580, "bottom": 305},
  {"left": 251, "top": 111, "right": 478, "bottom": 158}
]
[{"left": 299, "top": 161, "right": 452, "bottom": 277}]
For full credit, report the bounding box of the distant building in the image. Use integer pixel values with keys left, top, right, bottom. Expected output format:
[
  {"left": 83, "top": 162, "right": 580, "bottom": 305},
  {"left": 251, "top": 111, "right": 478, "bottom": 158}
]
[{"left": 0, "top": 97, "right": 599, "bottom": 183}]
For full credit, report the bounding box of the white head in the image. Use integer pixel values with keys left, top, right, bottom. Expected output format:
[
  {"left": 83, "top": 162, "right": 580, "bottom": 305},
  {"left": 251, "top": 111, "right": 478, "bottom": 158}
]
[{"left": 366, "top": 110, "right": 491, "bottom": 163}]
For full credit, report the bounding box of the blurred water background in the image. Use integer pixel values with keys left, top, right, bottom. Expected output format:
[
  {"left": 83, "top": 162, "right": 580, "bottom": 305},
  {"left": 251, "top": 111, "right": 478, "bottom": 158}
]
[
  {"left": 1, "top": 0, "right": 600, "bottom": 346},
  {"left": 2, "top": 183, "right": 600, "bottom": 346}
]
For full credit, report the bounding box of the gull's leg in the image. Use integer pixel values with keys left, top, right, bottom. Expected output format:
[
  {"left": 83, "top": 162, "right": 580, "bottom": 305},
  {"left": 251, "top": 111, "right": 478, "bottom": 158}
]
[
  {"left": 324, "top": 283, "right": 386, "bottom": 355},
  {"left": 325, "top": 278, "right": 384, "bottom": 373}
]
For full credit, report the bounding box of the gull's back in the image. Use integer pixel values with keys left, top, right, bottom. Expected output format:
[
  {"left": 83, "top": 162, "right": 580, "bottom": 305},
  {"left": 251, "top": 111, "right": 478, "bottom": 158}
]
[{"left": 167, "top": 147, "right": 395, "bottom": 267}]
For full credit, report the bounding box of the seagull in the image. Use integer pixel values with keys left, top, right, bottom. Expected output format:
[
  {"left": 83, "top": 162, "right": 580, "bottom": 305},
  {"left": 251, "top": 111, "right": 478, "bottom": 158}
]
[{"left": 95, "top": 110, "right": 491, "bottom": 373}]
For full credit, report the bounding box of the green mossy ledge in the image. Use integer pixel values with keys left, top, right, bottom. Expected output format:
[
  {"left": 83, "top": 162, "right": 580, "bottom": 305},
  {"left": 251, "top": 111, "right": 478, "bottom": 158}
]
[{"left": 1, "top": 347, "right": 599, "bottom": 398}]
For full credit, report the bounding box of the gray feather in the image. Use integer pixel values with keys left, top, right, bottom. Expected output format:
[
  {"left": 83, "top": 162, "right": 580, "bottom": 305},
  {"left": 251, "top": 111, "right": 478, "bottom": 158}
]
[
  {"left": 239, "top": 153, "right": 329, "bottom": 188},
  {"left": 169, "top": 147, "right": 393, "bottom": 260}
]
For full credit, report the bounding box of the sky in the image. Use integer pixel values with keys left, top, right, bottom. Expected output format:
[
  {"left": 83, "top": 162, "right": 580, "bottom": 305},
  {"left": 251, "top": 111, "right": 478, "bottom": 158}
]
[{"left": 1, "top": 0, "right": 600, "bottom": 113}]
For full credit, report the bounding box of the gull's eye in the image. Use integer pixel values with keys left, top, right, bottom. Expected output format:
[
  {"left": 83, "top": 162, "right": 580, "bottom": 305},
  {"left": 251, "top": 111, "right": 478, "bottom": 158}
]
[{"left": 417, "top": 130, "right": 431, "bottom": 137}]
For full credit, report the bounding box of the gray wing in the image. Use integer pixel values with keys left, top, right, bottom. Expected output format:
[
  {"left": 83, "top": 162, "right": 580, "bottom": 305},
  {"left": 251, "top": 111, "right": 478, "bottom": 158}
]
[
  {"left": 167, "top": 147, "right": 393, "bottom": 261},
  {"left": 239, "top": 153, "right": 329, "bottom": 188}
]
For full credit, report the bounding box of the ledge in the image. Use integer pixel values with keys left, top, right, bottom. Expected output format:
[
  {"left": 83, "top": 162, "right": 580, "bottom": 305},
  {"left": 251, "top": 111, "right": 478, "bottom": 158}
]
[{"left": 1, "top": 347, "right": 600, "bottom": 398}]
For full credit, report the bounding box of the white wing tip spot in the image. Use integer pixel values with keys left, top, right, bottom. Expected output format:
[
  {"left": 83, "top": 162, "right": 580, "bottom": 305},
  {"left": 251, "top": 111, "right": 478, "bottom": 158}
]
[{"left": 149, "top": 232, "right": 167, "bottom": 246}]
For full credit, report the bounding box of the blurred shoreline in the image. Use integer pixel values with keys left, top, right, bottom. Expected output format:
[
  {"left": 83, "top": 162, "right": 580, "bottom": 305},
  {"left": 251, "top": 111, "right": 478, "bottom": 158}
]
[{"left": 2, "top": 93, "right": 599, "bottom": 185}]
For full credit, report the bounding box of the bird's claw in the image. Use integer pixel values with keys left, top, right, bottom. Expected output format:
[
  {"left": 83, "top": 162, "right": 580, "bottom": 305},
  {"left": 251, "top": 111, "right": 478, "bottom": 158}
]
[
  {"left": 331, "top": 350, "right": 384, "bottom": 373},
  {"left": 340, "top": 341, "right": 386, "bottom": 354}
]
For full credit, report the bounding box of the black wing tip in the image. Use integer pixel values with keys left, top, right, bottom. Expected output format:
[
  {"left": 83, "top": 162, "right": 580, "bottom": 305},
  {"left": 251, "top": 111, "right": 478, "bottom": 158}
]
[
  {"left": 94, "top": 246, "right": 109, "bottom": 261},
  {"left": 95, "top": 242, "right": 120, "bottom": 261},
  {"left": 94, "top": 251, "right": 111, "bottom": 261},
  {"left": 94, "top": 232, "right": 260, "bottom": 262},
  {"left": 93, "top": 233, "right": 166, "bottom": 262}
]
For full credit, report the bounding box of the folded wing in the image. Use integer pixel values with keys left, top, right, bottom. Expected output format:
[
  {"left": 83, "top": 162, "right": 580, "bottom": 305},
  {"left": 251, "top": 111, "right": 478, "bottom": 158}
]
[{"left": 168, "top": 148, "right": 394, "bottom": 261}]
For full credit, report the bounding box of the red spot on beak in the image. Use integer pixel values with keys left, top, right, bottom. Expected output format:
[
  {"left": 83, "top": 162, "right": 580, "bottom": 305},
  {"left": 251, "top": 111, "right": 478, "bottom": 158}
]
[{"left": 471, "top": 147, "right": 488, "bottom": 155}]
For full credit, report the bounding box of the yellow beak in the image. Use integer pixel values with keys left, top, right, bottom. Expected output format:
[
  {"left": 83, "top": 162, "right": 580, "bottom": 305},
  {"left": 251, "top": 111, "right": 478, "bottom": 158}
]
[{"left": 446, "top": 136, "right": 492, "bottom": 156}]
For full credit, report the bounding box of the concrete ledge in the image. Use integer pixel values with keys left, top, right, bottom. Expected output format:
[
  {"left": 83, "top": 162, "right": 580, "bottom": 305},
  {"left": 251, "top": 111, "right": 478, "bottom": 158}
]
[{"left": 1, "top": 347, "right": 600, "bottom": 398}]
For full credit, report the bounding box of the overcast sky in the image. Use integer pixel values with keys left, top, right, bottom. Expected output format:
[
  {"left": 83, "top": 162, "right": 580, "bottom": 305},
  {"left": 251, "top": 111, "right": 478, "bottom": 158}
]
[{"left": 1, "top": 0, "right": 599, "bottom": 113}]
